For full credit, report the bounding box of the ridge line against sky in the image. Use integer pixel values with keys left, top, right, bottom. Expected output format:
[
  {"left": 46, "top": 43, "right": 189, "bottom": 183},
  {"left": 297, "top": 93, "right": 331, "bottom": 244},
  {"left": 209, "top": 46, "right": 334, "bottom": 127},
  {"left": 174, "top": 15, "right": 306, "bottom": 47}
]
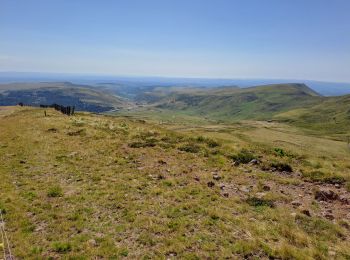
[{"left": 1, "top": 0, "right": 350, "bottom": 82}]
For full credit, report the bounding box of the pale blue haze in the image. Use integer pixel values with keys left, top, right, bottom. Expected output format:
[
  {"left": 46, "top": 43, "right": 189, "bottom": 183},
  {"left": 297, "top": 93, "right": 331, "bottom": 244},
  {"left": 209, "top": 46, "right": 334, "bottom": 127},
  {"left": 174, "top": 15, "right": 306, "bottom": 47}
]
[{"left": 1, "top": 0, "right": 350, "bottom": 81}]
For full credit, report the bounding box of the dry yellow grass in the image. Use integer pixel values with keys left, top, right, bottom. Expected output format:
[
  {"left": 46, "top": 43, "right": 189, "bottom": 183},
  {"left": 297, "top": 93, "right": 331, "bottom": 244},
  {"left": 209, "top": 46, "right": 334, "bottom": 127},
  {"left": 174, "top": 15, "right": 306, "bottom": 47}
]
[{"left": 0, "top": 107, "right": 349, "bottom": 259}]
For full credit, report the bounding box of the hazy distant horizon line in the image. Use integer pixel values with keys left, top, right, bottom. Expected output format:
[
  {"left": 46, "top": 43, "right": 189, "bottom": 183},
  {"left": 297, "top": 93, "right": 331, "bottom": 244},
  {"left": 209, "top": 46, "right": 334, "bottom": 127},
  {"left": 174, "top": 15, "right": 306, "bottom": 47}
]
[{"left": 1, "top": 71, "right": 350, "bottom": 84}]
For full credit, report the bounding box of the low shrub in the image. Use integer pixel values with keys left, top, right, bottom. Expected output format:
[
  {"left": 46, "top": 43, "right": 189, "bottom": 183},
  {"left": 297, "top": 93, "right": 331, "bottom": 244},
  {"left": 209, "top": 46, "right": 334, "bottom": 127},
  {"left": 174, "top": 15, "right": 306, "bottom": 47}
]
[
  {"left": 52, "top": 242, "right": 72, "bottom": 253},
  {"left": 246, "top": 197, "right": 274, "bottom": 208},
  {"left": 193, "top": 136, "right": 220, "bottom": 148},
  {"left": 178, "top": 143, "right": 201, "bottom": 153},
  {"left": 47, "top": 185, "right": 63, "bottom": 197},
  {"left": 270, "top": 162, "right": 293, "bottom": 172},
  {"left": 302, "top": 170, "right": 345, "bottom": 184},
  {"left": 230, "top": 149, "right": 256, "bottom": 164},
  {"left": 274, "top": 148, "right": 286, "bottom": 157},
  {"left": 128, "top": 138, "right": 157, "bottom": 148},
  {"left": 206, "top": 139, "right": 220, "bottom": 148},
  {"left": 324, "top": 176, "right": 346, "bottom": 185},
  {"left": 161, "top": 134, "right": 184, "bottom": 144}
]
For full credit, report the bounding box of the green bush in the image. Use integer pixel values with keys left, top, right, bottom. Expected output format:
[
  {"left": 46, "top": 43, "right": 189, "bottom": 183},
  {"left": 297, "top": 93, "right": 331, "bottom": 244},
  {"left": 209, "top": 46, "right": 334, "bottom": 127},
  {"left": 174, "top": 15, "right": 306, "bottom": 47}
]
[
  {"left": 230, "top": 149, "right": 256, "bottom": 164},
  {"left": 52, "top": 242, "right": 72, "bottom": 253},
  {"left": 274, "top": 148, "right": 286, "bottom": 157},
  {"left": 246, "top": 197, "right": 274, "bottom": 208},
  {"left": 178, "top": 143, "right": 201, "bottom": 153},
  {"left": 206, "top": 139, "right": 220, "bottom": 148},
  {"left": 47, "top": 185, "right": 63, "bottom": 197}
]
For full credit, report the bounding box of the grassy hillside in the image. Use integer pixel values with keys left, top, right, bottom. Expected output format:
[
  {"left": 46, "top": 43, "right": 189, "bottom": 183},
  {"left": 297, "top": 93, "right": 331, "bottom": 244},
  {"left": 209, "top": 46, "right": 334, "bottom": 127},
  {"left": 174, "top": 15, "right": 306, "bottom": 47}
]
[
  {"left": 0, "top": 82, "right": 128, "bottom": 112},
  {"left": 275, "top": 94, "right": 350, "bottom": 139},
  {"left": 136, "top": 83, "right": 322, "bottom": 121},
  {"left": 0, "top": 106, "right": 349, "bottom": 259},
  {"left": 121, "top": 83, "right": 350, "bottom": 140}
]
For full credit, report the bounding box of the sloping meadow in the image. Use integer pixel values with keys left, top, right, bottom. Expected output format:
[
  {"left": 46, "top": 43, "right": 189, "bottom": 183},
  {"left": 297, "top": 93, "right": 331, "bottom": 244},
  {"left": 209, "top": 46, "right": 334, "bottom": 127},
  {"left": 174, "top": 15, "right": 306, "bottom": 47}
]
[{"left": 0, "top": 107, "right": 349, "bottom": 259}]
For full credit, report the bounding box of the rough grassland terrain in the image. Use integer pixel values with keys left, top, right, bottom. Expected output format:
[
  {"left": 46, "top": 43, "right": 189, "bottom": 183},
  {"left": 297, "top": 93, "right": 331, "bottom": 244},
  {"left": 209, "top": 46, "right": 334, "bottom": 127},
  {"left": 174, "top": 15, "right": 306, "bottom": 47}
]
[{"left": 0, "top": 107, "right": 349, "bottom": 259}]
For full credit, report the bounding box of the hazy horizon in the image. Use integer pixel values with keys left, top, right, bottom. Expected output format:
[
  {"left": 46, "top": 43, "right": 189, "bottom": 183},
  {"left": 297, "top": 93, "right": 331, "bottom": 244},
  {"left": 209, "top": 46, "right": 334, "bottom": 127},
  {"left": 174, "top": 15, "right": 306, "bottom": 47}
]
[{"left": 1, "top": 70, "right": 350, "bottom": 84}]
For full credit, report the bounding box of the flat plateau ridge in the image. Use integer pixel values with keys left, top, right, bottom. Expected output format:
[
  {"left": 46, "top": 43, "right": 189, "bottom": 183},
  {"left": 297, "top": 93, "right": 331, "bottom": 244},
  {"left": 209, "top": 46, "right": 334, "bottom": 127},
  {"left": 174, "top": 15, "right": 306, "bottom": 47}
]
[{"left": 0, "top": 106, "right": 349, "bottom": 259}]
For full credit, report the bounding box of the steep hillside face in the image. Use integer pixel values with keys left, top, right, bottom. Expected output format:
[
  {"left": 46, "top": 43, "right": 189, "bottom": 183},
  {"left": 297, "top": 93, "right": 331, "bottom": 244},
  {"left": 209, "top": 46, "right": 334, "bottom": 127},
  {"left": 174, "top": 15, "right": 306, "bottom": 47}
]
[
  {"left": 151, "top": 84, "right": 322, "bottom": 120},
  {"left": 0, "top": 82, "right": 128, "bottom": 112}
]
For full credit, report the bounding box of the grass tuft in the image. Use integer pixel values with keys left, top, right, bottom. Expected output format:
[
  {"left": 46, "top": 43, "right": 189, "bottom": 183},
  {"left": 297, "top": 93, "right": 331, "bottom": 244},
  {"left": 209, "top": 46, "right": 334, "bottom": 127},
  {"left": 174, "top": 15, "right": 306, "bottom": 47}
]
[{"left": 47, "top": 185, "right": 63, "bottom": 197}]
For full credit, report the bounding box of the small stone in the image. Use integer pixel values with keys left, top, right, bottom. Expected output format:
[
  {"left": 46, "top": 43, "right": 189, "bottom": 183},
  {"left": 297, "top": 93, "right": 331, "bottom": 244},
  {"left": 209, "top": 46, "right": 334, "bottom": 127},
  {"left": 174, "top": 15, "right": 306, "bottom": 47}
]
[
  {"left": 240, "top": 186, "right": 250, "bottom": 193},
  {"left": 324, "top": 213, "right": 334, "bottom": 220},
  {"left": 233, "top": 161, "right": 240, "bottom": 166},
  {"left": 291, "top": 201, "right": 302, "bottom": 207},
  {"left": 334, "top": 184, "right": 340, "bottom": 189},
  {"left": 339, "top": 196, "right": 349, "bottom": 205},
  {"left": 315, "top": 189, "right": 339, "bottom": 202},
  {"left": 340, "top": 219, "right": 350, "bottom": 229},
  {"left": 207, "top": 181, "right": 215, "bottom": 188},
  {"left": 213, "top": 174, "right": 221, "bottom": 181},
  {"left": 262, "top": 185, "right": 270, "bottom": 191},
  {"left": 157, "top": 174, "right": 165, "bottom": 180},
  {"left": 301, "top": 209, "right": 311, "bottom": 217},
  {"left": 223, "top": 192, "right": 229, "bottom": 198},
  {"left": 88, "top": 239, "right": 97, "bottom": 247},
  {"left": 290, "top": 212, "right": 297, "bottom": 217},
  {"left": 219, "top": 184, "right": 225, "bottom": 190},
  {"left": 249, "top": 159, "right": 260, "bottom": 165},
  {"left": 194, "top": 176, "right": 200, "bottom": 182},
  {"left": 158, "top": 159, "right": 167, "bottom": 165}
]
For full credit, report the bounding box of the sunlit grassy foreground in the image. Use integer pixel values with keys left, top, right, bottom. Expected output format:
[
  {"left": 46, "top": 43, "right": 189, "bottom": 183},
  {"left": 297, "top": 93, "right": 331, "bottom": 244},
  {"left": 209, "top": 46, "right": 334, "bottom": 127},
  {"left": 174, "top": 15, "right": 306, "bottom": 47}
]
[{"left": 0, "top": 107, "right": 349, "bottom": 259}]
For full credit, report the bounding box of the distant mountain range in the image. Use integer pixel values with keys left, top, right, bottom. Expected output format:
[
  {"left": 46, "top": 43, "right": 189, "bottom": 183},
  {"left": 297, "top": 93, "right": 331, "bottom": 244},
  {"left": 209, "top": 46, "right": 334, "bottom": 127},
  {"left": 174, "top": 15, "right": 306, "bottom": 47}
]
[
  {"left": 0, "top": 80, "right": 349, "bottom": 138},
  {"left": 0, "top": 71, "right": 350, "bottom": 96}
]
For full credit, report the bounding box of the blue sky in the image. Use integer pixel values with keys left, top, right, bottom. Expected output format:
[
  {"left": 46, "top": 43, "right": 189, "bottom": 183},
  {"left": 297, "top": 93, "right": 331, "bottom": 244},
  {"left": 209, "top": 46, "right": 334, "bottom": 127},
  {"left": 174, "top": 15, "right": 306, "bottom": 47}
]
[{"left": 1, "top": 0, "right": 350, "bottom": 82}]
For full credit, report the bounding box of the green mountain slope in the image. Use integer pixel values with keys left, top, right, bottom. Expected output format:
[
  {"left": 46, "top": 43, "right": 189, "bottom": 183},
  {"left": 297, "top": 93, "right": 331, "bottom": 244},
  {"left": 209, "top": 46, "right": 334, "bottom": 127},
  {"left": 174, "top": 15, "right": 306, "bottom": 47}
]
[
  {"left": 146, "top": 83, "right": 322, "bottom": 120},
  {"left": 0, "top": 82, "right": 128, "bottom": 112},
  {"left": 275, "top": 94, "right": 350, "bottom": 137}
]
